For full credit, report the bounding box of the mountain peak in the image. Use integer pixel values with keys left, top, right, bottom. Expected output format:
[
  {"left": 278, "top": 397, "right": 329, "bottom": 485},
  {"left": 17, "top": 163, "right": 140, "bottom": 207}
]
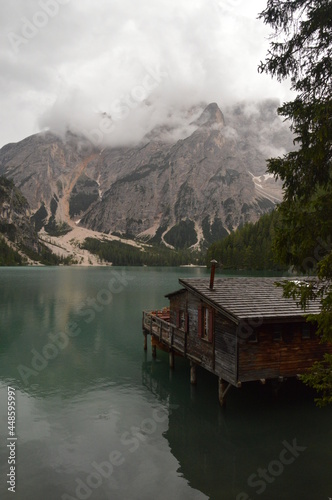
[{"left": 195, "top": 102, "right": 225, "bottom": 128}]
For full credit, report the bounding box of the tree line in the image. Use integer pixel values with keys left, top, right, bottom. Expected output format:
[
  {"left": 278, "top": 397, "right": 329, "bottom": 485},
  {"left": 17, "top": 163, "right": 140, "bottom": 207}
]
[
  {"left": 257, "top": 0, "right": 332, "bottom": 406},
  {"left": 81, "top": 238, "right": 205, "bottom": 266},
  {"left": 206, "top": 210, "right": 286, "bottom": 270}
]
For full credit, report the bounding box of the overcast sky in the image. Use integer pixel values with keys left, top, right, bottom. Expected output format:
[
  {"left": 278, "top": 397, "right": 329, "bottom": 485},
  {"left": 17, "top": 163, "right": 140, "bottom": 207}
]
[{"left": 0, "top": 0, "right": 293, "bottom": 148}]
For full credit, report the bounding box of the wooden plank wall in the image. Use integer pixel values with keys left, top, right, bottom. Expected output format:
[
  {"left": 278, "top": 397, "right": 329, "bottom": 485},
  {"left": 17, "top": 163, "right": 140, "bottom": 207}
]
[
  {"left": 170, "top": 293, "right": 239, "bottom": 383},
  {"left": 238, "top": 323, "right": 332, "bottom": 382},
  {"left": 214, "top": 314, "right": 237, "bottom": 384},
  {"left": 169, "top": 293, "right": 186, "bottom": 327},
  {"left": 167, "top": 291, "right": 332, "bottom": 385},
  {"left": 170, "top": 293, "right": 214, "bottom": 372},
  {"left": 187, "top": 295, "right": 214, "bottom": 371}
]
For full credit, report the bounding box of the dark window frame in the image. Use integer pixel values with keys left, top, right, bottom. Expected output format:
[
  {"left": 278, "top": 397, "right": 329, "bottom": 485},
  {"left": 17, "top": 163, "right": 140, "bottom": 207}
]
[
  {"left": 248, "top": 331, "right": 258, "bottom": 343},
  {"left": 176, "top": 309, "right": 188, "bottom": 333},
  {"left": 302, "top": 323, "right": 311, "bottom": 340},
  {"left": 198, "top": 305, "right": 214, "bottom": 343},
  {"left": 273, "top": 325, "right": 282, "bottom": 342}
]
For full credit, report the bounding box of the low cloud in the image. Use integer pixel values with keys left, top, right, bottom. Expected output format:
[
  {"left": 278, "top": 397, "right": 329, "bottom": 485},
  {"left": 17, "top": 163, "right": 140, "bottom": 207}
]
[{"left": 0, "top": 0, "right": 294, "bottom": 148}]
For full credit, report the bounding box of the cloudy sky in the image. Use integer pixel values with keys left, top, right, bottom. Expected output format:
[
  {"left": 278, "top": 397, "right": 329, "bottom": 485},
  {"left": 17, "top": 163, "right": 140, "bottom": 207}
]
[{"left": 0, "top": 0, "right": 293, "bottom": 148}]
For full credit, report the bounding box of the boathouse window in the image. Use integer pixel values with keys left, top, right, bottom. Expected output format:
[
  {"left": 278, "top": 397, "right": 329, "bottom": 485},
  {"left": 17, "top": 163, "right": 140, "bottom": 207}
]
[
  {"left": 176, "top": 310, "right": 188, "bottom": 332},
  {"left": 283, "top": 330, "right": 294, "bottom": 344},
  {"left": 302, "top": 324, "right": 311, "bottom": 340},
  {"left": 248, "top": 331, "right": 258, "bottom": 343},
  {"left": 198, "top": 306, "right": 214, "bottom": 342},
  {"left": 273, "top": 325, "right": 282, "bottom": 342}
]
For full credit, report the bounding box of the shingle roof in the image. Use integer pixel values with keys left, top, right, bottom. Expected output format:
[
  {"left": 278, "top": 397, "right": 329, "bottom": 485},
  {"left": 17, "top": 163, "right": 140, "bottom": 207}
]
[{"left": 179, "top": 277, "right": 321, "bottom": 322}]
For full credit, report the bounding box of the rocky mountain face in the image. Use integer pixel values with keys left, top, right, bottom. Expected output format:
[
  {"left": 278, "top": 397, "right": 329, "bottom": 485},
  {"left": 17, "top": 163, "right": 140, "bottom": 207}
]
[
  {"left": 0, "top": 176, "right": 39, "bottom": 253},
  {"left": 0, "top": 101, "right": 289, "bottom": 249}
]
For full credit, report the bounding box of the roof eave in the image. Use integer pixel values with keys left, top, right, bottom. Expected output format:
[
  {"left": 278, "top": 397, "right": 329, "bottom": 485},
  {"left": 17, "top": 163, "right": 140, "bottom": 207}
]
[
  {"left": 178, "top": 278, "right": 320, "bottom": 324},
  {"left": 178, "top": 278, "right": 240, "bottom": 324},
  {"left": 165, "top": 288, "right": 186, "bottom": 299}
]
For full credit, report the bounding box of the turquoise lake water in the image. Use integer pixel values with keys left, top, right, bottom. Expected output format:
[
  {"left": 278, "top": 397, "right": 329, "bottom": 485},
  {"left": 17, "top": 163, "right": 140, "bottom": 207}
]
[{"left": 0, "top": 267, "right": 331, "bottom": 500}]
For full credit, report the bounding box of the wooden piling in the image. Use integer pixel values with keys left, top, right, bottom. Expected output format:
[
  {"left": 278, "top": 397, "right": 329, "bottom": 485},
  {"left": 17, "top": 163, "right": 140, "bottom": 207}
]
[
  {"left": 218, "top": 378, "right": 231, "bottom": 407},
  {"left": 190, "top": 362, "right": 197, "bottom": 385},
  {"left": 144, "top": 332, "right": 147, "bottom": 351},
  {"left": 169, "top": 350, "right": 174, "bottom": 369}
]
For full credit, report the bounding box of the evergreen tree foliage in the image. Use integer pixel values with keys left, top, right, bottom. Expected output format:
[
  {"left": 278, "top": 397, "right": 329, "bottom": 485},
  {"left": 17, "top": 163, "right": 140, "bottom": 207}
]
[
  {"left": 81, "top": 238, "right": 204, "bottom": 266},
  {"left": 206, "top": 211, "right": 285, "bottom": 270},
  {"left": 0, "top": 236, "right": 24, "bottom": 266},
  {"left": 259, "top": 0, "right": 332, "bottom": 405},
  {"left": 164, "top": 220, "right": 198, "bottom": 249},
  {"left": 19, "top": 243, "right": 75, "bottom": 266}
]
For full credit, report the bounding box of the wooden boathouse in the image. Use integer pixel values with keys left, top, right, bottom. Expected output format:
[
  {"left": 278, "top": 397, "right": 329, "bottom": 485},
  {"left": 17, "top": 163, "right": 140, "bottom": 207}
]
[{"left": 142, "top": 271, "right": 332, "bottom": 405}]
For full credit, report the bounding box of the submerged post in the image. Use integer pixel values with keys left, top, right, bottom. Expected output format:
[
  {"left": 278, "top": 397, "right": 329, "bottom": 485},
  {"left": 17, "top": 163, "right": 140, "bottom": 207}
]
[
  {"left": 144, "top": 332, "right": 147, "bottom": 351},
  {"left": 151, "top": 335, "right": 157, "bottom": 358},
  {"left": 190, "top": 361, "right": 197, "bottom": 385},
  {"left": 218, "top": 378, "right": 231, "bottom": 407},
  {"left": 169, "top": 350, "right": 174, "bottom": 369}
]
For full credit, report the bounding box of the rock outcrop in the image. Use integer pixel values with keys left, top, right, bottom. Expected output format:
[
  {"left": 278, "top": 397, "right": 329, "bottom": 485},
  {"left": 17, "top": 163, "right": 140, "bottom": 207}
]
[
  {"left": 0, "top": 176, "right": 39, "bottom": 253},
  {"left": 0, "top": 101, "right": 289, "bottom": 249}
]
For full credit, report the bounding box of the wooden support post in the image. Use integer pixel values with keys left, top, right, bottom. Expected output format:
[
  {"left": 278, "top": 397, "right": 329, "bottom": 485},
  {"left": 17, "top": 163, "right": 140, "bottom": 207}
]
[
  {"left": 184, "top": 332, "right": 187, "bottom": 357},
  {"left": 218, "top": 378, "right": 232, "bottom": 407},
  {"left": 190, "top": 361, "right": 197, "bottom": 385},
  {"left": 190, "top": 384, "right": 196, "bottom": 401},
  {"left": 151, "top": 336, "right": 157, "bottom": 358},
  {"left": 169, "top": 350, "right": 174, "bottom": 369},
  {"left": 143, "top": 332, "right": 147, "bottom": 351}
]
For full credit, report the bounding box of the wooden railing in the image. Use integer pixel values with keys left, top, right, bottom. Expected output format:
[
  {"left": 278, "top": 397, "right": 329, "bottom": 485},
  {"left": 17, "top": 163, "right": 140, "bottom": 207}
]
[{"left": 142, "top": 311, "right": 186, "bottom": 355}]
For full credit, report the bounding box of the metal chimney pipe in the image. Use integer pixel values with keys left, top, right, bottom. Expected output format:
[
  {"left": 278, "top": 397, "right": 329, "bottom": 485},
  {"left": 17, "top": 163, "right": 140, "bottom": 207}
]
[{"left": 209, "top": 260, "right": 218, "bottom": 290}]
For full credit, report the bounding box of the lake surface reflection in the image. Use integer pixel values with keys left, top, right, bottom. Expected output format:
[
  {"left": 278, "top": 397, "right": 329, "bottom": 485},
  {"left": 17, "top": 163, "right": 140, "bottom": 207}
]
[{"left": 0, "top": 267, "right": 331, "bottom": 500}]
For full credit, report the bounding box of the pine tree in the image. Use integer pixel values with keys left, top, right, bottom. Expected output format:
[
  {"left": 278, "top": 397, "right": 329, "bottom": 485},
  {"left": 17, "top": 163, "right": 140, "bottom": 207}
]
[{"left": 259, "top": 0, "right": 332, "bottom": 406}]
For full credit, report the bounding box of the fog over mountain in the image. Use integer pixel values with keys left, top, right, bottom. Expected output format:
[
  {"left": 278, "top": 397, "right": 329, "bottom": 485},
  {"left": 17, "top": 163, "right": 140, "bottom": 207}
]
[
  {"left": 0, "top": 100, "right": 291, "bottom": 250},
  {"left": 0, "top": 0, "right": 294, "bottom": 148},
  {"left": 0, "top": 1, "right": 296, "bottom": 255}
]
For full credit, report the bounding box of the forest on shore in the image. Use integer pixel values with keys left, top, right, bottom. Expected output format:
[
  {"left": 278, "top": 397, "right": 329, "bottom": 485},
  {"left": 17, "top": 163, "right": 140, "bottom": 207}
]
[{"left": 206, "top": 210, "right": 286, "bottom": 270}]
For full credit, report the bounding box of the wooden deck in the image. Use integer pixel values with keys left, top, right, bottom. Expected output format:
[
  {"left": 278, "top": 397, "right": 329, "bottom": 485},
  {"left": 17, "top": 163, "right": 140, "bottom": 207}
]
[
  {"left": 142, "top": 309, "right": 186, "bottom": 356},
  {"left": 142, "top": 308, "right": 210, "bottom": 369},
  {"left": 142, "top": 276, "right": 330, "bottom": 406},
  {"left": 142, "top": 307, "right": 233, "bottom": 404}
]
